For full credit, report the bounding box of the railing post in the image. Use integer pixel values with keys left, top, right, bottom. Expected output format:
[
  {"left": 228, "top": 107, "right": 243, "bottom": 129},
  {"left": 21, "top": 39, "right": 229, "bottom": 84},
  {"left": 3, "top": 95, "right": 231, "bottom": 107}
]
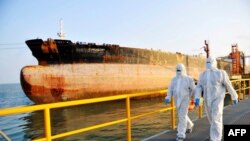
[
  {"left": 198, "top": 102, "right": 203, "bottom": 119},
  {"left": 231, "top": 81, "right": 234, "bottom": 104},
  {"left": 243, "top": 80, "right": 246, "bottom": 100},
  {"left": 44, "top": 108, "right": 52, "bottom": 141},
  {"left": 249, "top": 80, "right": 250, "bottom": 95},
  {"left": 171, "top": 96, "right": 175, "bottom": 129},
  {"left": 126, "top": 97, "right": 131, "bottom": 141},
  {"left": 239, "top": 81, "right": 242, "bottom": 100},
  {"left": 237, "top": 81, "right": 241, "bottom": 100}
]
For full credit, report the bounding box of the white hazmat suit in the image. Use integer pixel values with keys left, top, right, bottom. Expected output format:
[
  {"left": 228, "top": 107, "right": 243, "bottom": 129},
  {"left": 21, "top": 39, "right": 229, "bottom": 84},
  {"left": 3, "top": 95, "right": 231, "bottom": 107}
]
[
  {"left": 195, "top": 57, "right": 238, "bottom": 141},
  {"left": 165, "top": 64, "right": 195, "bottom": 140}
]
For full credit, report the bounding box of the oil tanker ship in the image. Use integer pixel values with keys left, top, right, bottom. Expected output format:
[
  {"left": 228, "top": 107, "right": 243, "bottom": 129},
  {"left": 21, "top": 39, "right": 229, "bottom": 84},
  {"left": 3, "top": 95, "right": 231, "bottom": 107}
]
[{"left": 21, "top": 37, "right": 215, "bottom": 104}]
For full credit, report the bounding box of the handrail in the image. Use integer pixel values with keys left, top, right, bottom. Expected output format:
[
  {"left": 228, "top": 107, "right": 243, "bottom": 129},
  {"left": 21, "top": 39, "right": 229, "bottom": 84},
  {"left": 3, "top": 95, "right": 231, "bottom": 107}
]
[
  {"left": 0, "top": 130, "right": 11, "bottom": 141},
  {"left": 230, "top": 79, "right": 250, "bottom": 101},
  {"left": 0, "top": 79, "right": 249, "bottom": 141}
]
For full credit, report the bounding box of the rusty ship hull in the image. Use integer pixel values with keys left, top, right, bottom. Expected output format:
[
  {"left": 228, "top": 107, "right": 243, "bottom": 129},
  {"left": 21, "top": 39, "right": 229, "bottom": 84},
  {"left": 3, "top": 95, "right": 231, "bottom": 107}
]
[{"left": 21, "top": 38, "right": 209, "bottom": 104}]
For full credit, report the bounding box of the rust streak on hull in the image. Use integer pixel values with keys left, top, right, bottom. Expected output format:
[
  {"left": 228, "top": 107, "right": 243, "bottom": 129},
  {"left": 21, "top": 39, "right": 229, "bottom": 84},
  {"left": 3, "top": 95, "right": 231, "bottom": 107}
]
[
  {"left": 21, "top": 63, "right": 205, "bottom": 104},
  {"left": 21, "top": 38, "right": 218, "bottom": 104}
]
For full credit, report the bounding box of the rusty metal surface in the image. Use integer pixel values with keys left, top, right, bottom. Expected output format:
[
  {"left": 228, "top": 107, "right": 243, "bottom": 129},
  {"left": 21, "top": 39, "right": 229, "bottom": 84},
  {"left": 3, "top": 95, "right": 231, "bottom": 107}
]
[
  {"left": 20, "top": 64, "right": 172, "bottom": 103},
  {"left": 21, "top": 61, "right": 205, "bottom": 104},
  {"left": 21, "top": 38, "right": 222, "bottom": 104}
]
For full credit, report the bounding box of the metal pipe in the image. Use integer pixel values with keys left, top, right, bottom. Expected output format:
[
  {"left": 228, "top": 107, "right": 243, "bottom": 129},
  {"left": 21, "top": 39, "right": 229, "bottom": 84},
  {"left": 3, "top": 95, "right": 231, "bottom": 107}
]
[
  {"left": 0, "top": 130, "right": 11, "bottom": 141},
  {"left": 171, "top": 96, "right": 175, "bottom": 129},
  {"left": 243, "top": 80, "right": 246, "bottom": 100},
  {"left": 126, "top": 97, "right": 131, "bottom": 141},
  {"left": 44, "top": 108, "right": 52, "bottom": 141},
  {"left": 199, "top": 106, "right": 203, "bottom": 119}
]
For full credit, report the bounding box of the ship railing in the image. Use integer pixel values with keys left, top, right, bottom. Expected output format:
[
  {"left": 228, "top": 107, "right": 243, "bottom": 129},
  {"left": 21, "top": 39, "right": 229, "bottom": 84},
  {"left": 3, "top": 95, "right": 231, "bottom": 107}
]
[{"left": 0, "top": 79, "right": 249, "bottom": 141}]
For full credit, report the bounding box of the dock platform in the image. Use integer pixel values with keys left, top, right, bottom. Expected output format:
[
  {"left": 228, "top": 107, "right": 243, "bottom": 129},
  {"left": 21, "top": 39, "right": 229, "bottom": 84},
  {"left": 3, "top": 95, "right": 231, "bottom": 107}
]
[{"left": 144, "top": 98, "right": 250, "bottom": 141}]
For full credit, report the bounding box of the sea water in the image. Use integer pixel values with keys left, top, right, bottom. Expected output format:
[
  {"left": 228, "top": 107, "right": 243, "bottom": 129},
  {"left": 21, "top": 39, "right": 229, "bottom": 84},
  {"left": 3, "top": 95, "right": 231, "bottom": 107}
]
[{"left": 0, "top": 84, "right": 204, "bottom": 141}]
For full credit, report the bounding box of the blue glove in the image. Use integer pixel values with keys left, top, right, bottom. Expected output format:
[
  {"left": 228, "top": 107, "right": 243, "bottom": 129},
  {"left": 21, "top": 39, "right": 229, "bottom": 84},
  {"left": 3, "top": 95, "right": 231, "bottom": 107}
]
[
  {"left": 233, "top": 99, "right": 238, "bottom": 105},
  {"left": 165, "top": 99, "right": 170, "bottom": 104},
  {"left": 195, "top": 99, "right": 200, "bottom": 107}
]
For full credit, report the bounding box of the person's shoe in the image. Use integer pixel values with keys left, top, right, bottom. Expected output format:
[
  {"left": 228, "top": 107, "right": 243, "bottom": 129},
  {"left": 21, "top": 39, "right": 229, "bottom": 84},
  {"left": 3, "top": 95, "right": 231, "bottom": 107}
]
[
  {"left": 175, "top": 136, "right": 185, "bottom": 141},
  {"left": 186, "top": 128, "right": 192, "bottom": 133},
  {"left": 186, "top": 125, "right": 194, "bottom": 133}
]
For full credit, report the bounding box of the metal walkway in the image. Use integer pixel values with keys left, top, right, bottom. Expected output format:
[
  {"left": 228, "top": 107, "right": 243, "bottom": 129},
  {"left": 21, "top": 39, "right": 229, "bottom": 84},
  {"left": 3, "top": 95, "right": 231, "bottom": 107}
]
[{"left": 144, "top": 98, "right": 250, "bottom": 141}]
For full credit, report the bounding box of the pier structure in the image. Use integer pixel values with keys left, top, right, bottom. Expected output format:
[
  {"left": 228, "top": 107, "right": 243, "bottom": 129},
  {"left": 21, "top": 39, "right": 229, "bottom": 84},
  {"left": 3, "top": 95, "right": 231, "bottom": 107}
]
[
  {"left": 0, "top": 79, "right": 250, "bottom": 141},
  {"left": 144, "top": 98, "right": 250, "bottom": 141}
]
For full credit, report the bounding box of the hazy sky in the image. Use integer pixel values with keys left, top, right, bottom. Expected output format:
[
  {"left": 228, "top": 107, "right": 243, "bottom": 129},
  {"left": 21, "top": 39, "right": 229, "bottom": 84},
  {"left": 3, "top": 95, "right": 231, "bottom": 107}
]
[{"left": 0, "top": 0, "right": 250, "bottom": 84}]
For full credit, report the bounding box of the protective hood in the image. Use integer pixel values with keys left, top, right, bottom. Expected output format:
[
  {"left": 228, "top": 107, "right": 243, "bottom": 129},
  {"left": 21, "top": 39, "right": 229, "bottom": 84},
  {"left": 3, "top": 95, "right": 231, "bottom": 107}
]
[
  {"left": 176, "top": 63, "right": 187, "bottom": 76},
  {"left": 206, "top": 57, "right": 217, "bottom": 70}
]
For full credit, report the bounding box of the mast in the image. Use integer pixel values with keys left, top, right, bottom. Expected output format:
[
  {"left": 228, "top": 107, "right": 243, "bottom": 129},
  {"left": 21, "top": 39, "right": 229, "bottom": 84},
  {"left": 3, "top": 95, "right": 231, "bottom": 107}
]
[
  {"left": 203, "top": 40, "right": 209, "bottom": 58},
  {"left": 57, "top": 19, "right": 66, "bottom": 39}
]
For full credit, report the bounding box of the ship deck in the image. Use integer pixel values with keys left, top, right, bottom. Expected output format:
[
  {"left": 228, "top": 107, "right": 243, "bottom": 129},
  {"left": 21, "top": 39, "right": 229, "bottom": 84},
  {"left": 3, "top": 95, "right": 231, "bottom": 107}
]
[{"left": 143, "top": 97, "right": 250, "bottom": 141}]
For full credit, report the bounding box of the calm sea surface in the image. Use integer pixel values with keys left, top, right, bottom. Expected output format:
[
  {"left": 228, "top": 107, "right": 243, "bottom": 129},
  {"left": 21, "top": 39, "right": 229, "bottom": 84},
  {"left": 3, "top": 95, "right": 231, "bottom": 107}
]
[{"left": 0, "top": 83, "right": 218, "bottom": 141}]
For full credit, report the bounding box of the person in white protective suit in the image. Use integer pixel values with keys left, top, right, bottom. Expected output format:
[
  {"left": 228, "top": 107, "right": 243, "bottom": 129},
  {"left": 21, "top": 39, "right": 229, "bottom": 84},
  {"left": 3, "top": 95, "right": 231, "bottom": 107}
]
[
  {"left": 165, "top": 63, "right": 195, "bottom": 141},
  {"left": 194, "top": 57, "right": 238, "bottom": 141}
]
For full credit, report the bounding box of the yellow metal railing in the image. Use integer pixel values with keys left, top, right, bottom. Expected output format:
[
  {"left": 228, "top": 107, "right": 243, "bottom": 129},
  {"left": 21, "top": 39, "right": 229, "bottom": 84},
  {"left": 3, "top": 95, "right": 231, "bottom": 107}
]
[
  {"left": 0, "top": 79, "right": 249, "bottom": 141},
  {"left": 0, "top": 90, "right": 174, "bottom": 141},
  {"left": 197, "top": 78, "right": 250, "bottom": 118},
  {"left": 230, "top": 78, "right": 250, "bottom": 101}
]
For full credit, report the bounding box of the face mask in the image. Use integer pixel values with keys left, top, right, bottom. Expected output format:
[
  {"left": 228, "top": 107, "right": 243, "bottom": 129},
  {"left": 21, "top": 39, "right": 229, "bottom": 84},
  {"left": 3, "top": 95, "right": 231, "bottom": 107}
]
[
  {"left": 206, "top": 62, "right": 212, "bottom": 69},
  {"left": 176, "top": 70, "right": 182, "bottom": 75}
]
